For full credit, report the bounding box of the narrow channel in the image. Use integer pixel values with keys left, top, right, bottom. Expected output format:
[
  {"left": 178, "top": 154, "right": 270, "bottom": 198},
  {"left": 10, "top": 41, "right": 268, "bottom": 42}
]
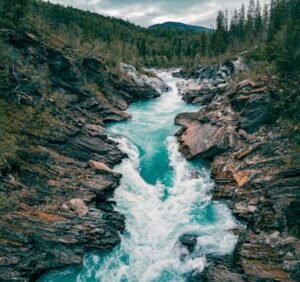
[{"left": 41, "top": 70, "right": 238, "bottom": 282}]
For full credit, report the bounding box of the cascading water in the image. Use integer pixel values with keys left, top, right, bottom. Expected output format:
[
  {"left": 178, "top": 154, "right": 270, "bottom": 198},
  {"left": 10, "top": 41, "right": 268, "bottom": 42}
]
[{"left": 40, "top": 70, "right": 238, "bottom": 282}]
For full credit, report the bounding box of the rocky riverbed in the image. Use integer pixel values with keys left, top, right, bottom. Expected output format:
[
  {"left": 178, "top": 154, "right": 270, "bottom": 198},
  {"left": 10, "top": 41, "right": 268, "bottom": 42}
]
[
  {"left": 1, "top": 30, "right": 299, "bottom": 281},
  {"left": 0, "top": 31, "right": 167, "bottom": 281},
  {"left": 175, "top": 63, "right": 300, "bottom": 281}
]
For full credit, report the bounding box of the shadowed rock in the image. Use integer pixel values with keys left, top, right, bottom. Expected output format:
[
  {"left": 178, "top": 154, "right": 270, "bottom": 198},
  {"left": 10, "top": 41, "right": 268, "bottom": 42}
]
[
  {"left": 0, "top": 31, "right": 163, "bottom": 281},
  {"left": 179, "top": 234, "right": 198, "bottom": 253}
]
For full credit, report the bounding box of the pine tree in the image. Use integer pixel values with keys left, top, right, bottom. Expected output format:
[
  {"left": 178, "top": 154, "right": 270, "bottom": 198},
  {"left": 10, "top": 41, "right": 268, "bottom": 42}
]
[
  {"left": 268, "top": 0, "right": 279, "bottom": 41},
  {"left": 200, "top": 32, "right": 207, "bottom": 57},
  {"left": 214, "top": 11, "right": 227, "bottom": 54},
  {"left": 230, "top": 9, "right": 239, "bottom": 37},
  {"left": 247, "top": 0, "right": 256, "bottom": 37},
  {"left": 262, "top": 3, "right": 269, "bottom": 39},
  {"left": 225, "top": 10, "right": 229, "bottom": 32},
  {"left": 238, "top": 4, "right": 246, "bottom": 39},
  {"left": 254, "top": 0, "right": 262, "bottom": 36}
]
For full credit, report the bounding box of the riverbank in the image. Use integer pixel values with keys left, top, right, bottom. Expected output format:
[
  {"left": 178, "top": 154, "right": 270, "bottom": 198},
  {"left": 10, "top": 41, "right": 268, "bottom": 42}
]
[
  {"left": 175, "top": 63, "right": 300, "bottom": 281},
  {"left": 0, "top": 31, "right": 166, "bottom": 281}
]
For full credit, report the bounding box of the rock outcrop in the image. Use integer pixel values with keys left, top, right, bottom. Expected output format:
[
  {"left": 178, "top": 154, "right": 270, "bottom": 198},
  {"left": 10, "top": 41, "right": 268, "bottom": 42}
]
[
  {"left": 177, "top": 121, "right": 234, "bottom": 160},
  {"left": 0, "top": 31, "right": 163, "bottom": 281},
  {"left": 176, "top": 77, "right": 300, "bottom": 281},
  {"left": 175, "top": 57, "right": 246, "bottom": 105},
  {"left": 120, "top": 63, "right": 170, "bottom": 93}
]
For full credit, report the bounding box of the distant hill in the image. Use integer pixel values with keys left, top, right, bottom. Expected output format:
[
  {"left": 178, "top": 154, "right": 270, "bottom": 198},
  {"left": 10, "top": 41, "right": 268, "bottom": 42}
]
[{"left": 149, "top": 21, "right": 212, "bottom": 33}]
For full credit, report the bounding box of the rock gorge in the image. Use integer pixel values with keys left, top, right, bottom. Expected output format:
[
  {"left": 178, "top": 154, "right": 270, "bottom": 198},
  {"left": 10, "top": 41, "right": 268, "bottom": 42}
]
[
  {"left": 1, "top": 30, "right": 299, "bottom": 281},
  {"left": 0, "top": 0, "right": 299, "bottom": 279}
]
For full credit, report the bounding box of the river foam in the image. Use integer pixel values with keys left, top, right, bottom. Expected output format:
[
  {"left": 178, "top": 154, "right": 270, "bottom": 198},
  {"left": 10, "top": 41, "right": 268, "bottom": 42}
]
[{"left": 40, "top": 70, "right": 238, "bottom": 282}]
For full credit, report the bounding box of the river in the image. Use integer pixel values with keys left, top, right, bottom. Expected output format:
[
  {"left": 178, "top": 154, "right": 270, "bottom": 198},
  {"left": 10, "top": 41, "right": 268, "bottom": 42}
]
[{"left": 40, "top": 70, "right": 238, "bottom": 282}]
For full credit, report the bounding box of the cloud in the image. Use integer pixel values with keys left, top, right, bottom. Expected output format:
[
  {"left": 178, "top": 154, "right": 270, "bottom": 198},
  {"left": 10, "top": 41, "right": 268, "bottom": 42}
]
[{"left": 45, "top": 0, "right": 247, "bottom": 27}]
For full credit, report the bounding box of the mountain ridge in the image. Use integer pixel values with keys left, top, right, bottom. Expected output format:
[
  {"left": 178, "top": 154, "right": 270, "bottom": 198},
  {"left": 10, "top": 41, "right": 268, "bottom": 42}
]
[{"left": 149, "top": 21, "right": 212, "bottom": 33}]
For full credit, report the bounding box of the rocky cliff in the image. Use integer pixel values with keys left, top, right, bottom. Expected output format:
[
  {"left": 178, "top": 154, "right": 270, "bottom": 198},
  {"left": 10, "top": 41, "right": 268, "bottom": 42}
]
[
  {"left": 0, "top": 31, "right": 165, "bottom": 281},
  {"left": 176, "top": 65, "right": 300, "bottom": 281}
]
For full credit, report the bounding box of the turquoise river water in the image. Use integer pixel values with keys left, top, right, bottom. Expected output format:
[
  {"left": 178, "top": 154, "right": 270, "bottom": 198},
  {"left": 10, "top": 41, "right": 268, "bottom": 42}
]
[{"left": 40, "top": 70, "right": 238, "bottom": 282}]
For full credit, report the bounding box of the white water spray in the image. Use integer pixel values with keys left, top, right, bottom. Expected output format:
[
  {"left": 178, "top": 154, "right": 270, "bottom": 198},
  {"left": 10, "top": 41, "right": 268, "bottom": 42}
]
[{"left": 42, "top": 71, "right": 238, "bottom": 282}]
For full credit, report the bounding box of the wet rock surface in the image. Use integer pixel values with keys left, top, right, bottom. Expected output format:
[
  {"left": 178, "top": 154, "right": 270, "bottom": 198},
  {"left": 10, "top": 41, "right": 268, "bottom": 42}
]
[
  {"left": 177, "top": 76, "right": 300, "bottom": 281},
  {"left": 179, "top": 234, "right": 198, "bottom": 253},
  {"left": 0, "top": 32, "right": 162, "bottom": 281}
]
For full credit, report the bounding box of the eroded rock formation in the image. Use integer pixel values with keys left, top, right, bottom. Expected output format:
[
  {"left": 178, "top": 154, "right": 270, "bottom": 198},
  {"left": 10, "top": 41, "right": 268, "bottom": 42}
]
[
  {"left": 0, "top": 31, "right": 163, "bottom": 281},
  {"left": 176, "top": 77, "right": 300, "bottom": 281}
]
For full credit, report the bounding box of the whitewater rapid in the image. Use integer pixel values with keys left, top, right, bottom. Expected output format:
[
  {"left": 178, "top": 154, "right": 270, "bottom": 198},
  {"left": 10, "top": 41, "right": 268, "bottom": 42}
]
[{"left": 41, "top": 70, "right": 238, "bottom": 282}]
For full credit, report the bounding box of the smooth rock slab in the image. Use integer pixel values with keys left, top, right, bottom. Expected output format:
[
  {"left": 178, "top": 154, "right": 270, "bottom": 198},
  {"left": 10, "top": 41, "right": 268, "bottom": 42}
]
[
  {"left": 178, "top": 121, "right": 229, "bottom": 160},
  {"left": 88, "top": 160, "right": 113, "bottom": 173},
  {"left": 175, "top": 112, "right": 198, "bottom": 126}
]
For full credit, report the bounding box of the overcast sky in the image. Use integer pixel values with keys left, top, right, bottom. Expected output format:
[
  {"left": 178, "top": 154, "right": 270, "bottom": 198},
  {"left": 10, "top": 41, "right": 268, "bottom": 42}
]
[{"left": 46, "top": 0, "right": 249, "bottom": 28}]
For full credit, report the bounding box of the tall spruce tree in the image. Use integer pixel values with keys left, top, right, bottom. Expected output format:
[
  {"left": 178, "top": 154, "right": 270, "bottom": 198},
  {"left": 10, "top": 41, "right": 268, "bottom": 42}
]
[
  {"left": 254, "top": 0, "right": 262, "bottom": 36},
  {"left": 262, "top": 3, "right": 269, "bottom": 39},
  {"left": 200, "top": 33, "right": 207, "bottom": 57},
  {"left": 247, "top": 0, "right": 256, "bottom": 37},
  {"left": 238, "top": 4, "right": 246, "bottom": 39},
  {"left": 214, "top": 11, "right": 227, "bottom": 54}
]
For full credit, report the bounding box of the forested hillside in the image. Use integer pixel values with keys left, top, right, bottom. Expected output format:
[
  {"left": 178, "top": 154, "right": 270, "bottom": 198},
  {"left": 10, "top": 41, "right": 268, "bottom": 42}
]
[
  {"left": 0, "top": 0, "right": 207, "bottom": 67},
  {"left": 0, "top": 0, "right": 299, "bottom": 71}
]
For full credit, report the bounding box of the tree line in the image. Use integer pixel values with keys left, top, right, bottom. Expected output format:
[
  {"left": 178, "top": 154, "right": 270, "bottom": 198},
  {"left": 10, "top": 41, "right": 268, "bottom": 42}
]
[
  {"left": 0, "top": 0, "right": 299, "bottom": 74},
  {"left": 0, "top": 0, "right": 207, "bottom": 67},
  {"left": 211, "top": 0, "right": 299, "bottom": 75}
]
